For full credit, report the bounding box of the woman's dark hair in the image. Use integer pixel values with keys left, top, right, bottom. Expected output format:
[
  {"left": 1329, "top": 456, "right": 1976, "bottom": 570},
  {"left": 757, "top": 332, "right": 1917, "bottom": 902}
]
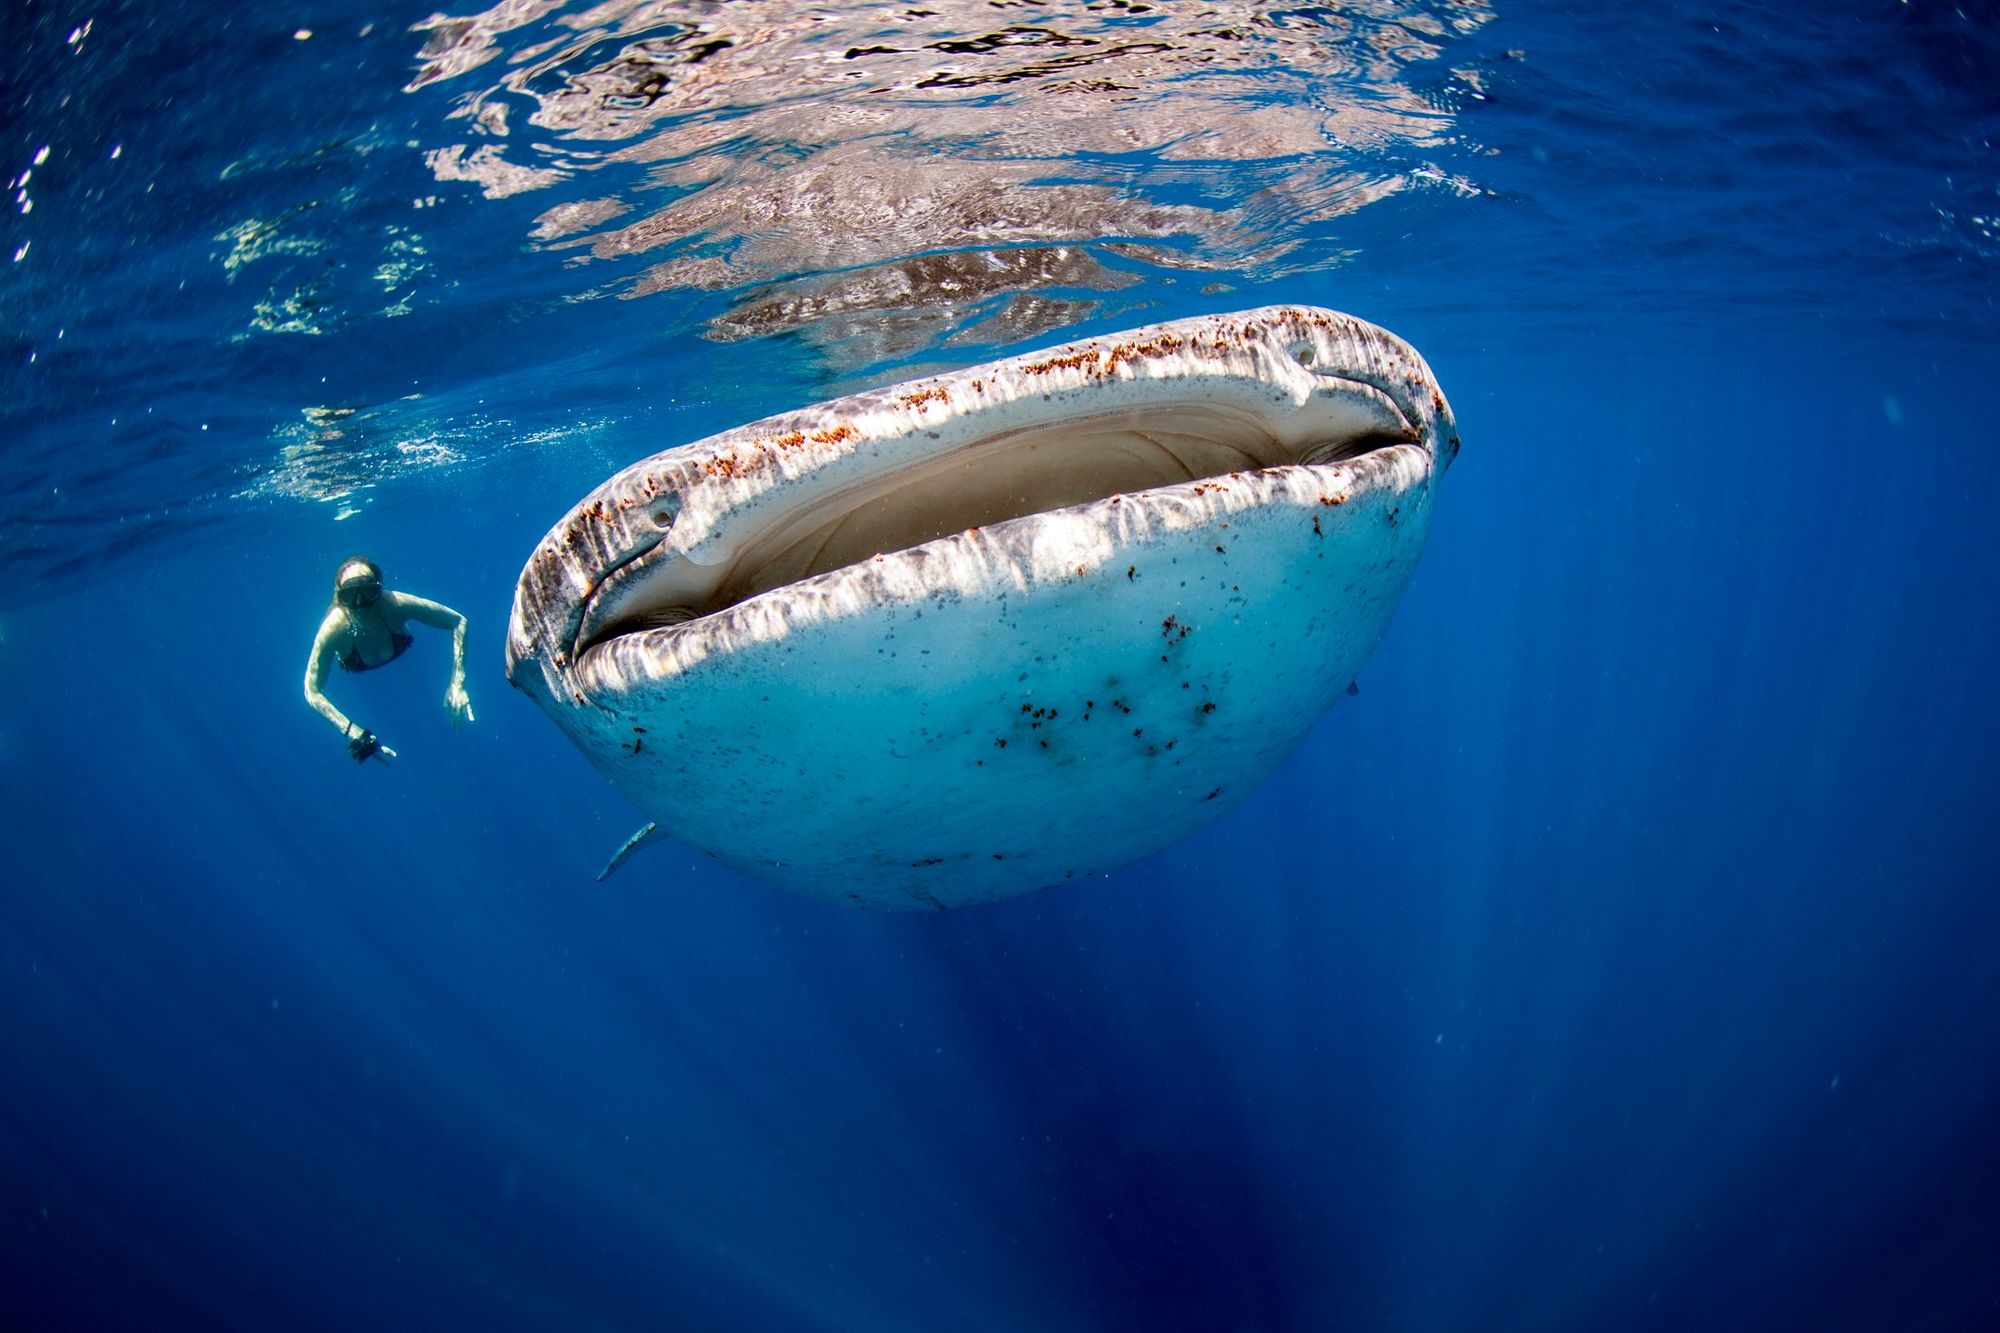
[{"left": 333, "top": 556, "right": 382, "bottom": 591}]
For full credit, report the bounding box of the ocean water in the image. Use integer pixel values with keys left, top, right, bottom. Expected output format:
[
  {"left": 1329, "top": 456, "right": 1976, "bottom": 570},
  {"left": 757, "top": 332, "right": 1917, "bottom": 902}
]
[{"left": 4, "top": 0, "right": 1999, "bottom": 1328}]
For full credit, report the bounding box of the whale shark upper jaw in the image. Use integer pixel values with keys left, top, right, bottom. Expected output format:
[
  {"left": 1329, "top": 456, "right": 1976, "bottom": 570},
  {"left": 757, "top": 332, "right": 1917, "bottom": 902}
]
[{"left": 506, "top": 306, "right": 1458, "bottom": 699}]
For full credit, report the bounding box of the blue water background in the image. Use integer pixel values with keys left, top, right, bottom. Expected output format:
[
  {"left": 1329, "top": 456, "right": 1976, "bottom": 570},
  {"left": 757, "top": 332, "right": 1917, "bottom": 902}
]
[{"left": 4, "top": 1, "right": 1999, "bottom": 1328}]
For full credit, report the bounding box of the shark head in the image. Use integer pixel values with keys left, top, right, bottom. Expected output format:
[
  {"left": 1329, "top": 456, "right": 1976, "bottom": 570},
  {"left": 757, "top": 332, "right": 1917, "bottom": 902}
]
[{"left": 508, "top": 306, "right": 1457, "bottom": 908}]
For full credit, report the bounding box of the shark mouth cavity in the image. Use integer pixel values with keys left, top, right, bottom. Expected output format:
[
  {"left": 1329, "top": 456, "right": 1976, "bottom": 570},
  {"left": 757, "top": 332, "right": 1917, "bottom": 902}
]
[
  {"left": 583, "top": 401, "right": 1420, "bottom": 655},
  {"left": 508, "top": 305, "right": 1457, "bottom": 698}
]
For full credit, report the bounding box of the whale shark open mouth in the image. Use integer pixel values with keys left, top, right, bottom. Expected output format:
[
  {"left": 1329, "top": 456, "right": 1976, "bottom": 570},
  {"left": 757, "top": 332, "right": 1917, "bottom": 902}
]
[
  {"left": 505, "top": 306, "right": 1456, "bottom": 907},
  {"left": 573, "top": 392, "right": 1422, "bottom": 661},
  {"left": 510, "top": 306, "right": 1457, "bottom": 692}
]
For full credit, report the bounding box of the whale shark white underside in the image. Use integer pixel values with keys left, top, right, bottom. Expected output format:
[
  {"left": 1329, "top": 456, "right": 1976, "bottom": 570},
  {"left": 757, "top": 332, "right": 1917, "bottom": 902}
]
[{"left": 507, "top": 306, "right": 1458, "bottom": 909}]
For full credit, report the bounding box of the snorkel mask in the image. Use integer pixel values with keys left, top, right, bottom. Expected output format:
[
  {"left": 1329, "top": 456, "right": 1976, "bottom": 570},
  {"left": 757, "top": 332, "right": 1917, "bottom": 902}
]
[{"left": 335, "top": 560, "right": 383, "bottom": 609}]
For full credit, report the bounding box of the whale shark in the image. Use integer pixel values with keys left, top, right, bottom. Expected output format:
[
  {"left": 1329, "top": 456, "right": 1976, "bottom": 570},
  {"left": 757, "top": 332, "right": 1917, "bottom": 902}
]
[{"left": 507, "top": 306, "right": 1458, "bottom": 909}]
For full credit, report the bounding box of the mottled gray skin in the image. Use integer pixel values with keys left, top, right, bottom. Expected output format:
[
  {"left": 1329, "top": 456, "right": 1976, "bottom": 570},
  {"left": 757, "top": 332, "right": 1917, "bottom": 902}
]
[{"left": 509, "top": 306, "right": 1457, "bottom": 908}]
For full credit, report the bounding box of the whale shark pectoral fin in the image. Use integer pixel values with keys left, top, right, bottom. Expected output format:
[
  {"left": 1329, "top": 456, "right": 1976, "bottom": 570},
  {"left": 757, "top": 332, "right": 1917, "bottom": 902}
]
[
  {"left": 597, "top": 821, "right": 665, "bottom": 882},
  {"left": 1346, "top": 680, "right": 1361, "bottom": 696}
]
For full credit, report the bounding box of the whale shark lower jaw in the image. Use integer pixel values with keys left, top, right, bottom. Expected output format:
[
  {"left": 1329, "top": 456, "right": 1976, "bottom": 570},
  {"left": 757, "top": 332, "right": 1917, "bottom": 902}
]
[{"left": 507, "top": 306, "right": 1457, "bottom": 908}]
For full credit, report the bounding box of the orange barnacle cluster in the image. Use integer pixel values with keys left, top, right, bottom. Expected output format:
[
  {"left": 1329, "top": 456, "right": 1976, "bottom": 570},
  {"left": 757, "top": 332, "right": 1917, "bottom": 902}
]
[
  {"left": 1103, "top": 332, "right": 1185, "bottom": 374},
  {"left": 1023, "top": 347, "right": 1102, "bottom": 376},
  {"left": 899, "top": 386, "right": 949, "bottom": 410},
  {"left": 705, "top": 452, "right": 747, "bottom": 480},
  {"left": 769, "top": 430, "right": 808, "bottom": 451},
  {"left": 809, "top": 423, "right": 859, "bottom": 446},
  {"left": 1317, "top": 493, "right": 1348, "bottom": 507}
]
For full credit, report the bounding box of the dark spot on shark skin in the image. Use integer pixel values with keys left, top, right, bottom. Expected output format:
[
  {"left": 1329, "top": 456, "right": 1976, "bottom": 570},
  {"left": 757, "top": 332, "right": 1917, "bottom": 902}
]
[{"left": 1205, "top": 786, "right": 1223, "bottom": 801}]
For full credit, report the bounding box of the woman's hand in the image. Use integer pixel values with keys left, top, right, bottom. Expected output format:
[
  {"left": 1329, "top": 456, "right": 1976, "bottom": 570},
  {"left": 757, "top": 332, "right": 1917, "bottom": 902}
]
[
  {"left": 445, "top": 679, "right": 475, "bottom": 730},
  {"left": 349, "top": 729, "right": 397, "bottom": 765}
]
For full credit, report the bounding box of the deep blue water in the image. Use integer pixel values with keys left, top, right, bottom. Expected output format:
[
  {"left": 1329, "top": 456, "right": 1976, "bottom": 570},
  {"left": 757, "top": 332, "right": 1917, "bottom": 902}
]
[{"left": 4, "top": 1, "right": 1999, "bottom": 1329}]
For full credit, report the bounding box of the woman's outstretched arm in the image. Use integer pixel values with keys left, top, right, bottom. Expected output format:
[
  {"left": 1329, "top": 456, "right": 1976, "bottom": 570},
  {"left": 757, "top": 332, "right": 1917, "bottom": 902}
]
[
  {"left": 304, "top": 611, "right": 396, "bottom": 761},
  {"left": 304, "top": 611, "right": 358, "bottom": 738},
  {"left": 395, "top": 593, "right": 474, "bottom": 728}
]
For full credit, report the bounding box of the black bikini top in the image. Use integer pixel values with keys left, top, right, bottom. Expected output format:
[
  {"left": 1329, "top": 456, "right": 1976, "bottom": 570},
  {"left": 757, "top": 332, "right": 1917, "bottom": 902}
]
[{"left": 339, "top": 625, "right": 414, "bottom": 673}]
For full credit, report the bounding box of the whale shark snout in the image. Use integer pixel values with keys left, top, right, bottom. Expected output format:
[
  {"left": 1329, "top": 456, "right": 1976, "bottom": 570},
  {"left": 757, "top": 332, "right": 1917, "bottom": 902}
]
[{"left": 509, "top": 306, "right": 1456, "bottom": 908}]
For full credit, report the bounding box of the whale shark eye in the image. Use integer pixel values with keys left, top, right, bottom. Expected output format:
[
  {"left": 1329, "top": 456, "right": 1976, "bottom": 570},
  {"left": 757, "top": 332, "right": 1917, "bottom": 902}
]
[{"left": 647, "top": 495, "right": 681, "bottom": 529}]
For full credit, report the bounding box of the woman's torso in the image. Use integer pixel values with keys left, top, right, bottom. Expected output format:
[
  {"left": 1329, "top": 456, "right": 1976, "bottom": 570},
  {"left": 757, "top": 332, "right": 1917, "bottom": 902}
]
[{"left": 336, "top": 601, "right": 415, "bottom": 672}]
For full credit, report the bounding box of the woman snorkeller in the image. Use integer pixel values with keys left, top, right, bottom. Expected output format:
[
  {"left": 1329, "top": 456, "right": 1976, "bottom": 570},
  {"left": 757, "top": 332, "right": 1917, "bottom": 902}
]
[{"left": 304, "top": 556, "right": 474, "bottom": 764}]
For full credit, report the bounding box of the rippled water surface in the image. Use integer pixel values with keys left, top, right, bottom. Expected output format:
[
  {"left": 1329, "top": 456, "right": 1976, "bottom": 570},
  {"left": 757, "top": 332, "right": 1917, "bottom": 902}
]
[
  {"left": 3, "top": 1, "right": 1999, "bottom": 1329},
  {"left": 8, "top": 0, "right": 1993, "bottom": 583}
]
